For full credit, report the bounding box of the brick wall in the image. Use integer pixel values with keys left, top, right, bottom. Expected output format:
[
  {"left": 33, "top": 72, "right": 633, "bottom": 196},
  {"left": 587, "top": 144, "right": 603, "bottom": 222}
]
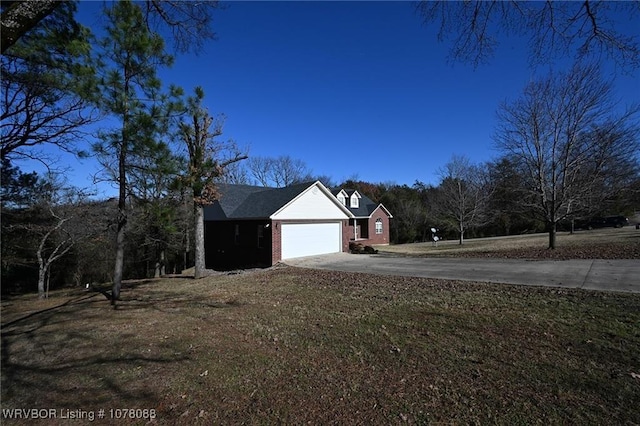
[
  {"left": 349, "top": 209, "right": 391, "bottom": 246},
  {"left": 271, "top": 220, "right": 282, "bottom": 264},
  {"left": 366, "top": 208, "right": 390, "bottom": 245},
  {"left": 342, "top": 220, "right": 350, "bottom": 252}
]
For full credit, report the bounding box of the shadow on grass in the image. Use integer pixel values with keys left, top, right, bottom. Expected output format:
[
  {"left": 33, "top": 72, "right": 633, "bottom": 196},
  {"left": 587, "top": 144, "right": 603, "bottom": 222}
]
[{"left": 0, "top": 280, "right": 243, "bottom": 410}]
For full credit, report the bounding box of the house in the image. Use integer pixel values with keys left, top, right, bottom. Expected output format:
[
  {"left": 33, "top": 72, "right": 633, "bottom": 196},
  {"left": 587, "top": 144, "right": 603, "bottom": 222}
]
[
  {"left": 203, "top": 181, "right": 393, "bottom": 270},
  {"left": 332, "top": 189, "right": 393, "bottom": 246}
]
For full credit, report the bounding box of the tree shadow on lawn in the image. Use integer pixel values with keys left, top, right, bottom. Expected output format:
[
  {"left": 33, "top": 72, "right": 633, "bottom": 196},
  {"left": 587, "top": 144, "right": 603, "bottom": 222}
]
[{"left": 0, "top": 280, "right": 242, "bottom": 411}]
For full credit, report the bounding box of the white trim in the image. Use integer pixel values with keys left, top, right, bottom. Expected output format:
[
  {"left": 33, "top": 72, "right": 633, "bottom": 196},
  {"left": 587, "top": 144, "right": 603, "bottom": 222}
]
[
  {"left": 336, "top": 189, "right": 348, "bottom": 206},
  {"left": 349, "top": 191, "right": 361, "bottom": 208},
  {"left": 371, "top": 203, "right": 393, "bottom": 219},
  {"left": 375, "top": 218, "right": 383, "bottom": 234},
  {"left": 350, "top": 204, "right": 394, "bottom": 220},
  {"left": 270, "top": 181, "right": 354, "bottom": 219}
]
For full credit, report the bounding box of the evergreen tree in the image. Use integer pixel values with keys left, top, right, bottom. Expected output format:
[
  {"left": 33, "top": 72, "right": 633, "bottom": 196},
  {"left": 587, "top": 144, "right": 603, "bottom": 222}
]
[
  {"left": 93, "top": 0, "right": 174, "bottom": 305},
  {"left": 1, "top": 0, "right": 97, "bottom": 163}
]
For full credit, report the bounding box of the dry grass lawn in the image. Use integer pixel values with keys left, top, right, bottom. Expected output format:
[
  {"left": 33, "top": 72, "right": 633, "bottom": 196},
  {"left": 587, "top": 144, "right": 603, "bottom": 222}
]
[
  {"left": 2, "top": 229, "right": 640, "bottom": 424},
  {"left": 378, "top": 227, "right": 640, "bottom": 259}
]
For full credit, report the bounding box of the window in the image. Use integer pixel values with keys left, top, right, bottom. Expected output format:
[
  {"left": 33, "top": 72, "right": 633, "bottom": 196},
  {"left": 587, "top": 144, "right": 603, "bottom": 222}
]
[
  {"left": 337, "top": 193, "right": 346, "bottom": 205},
  {"left": 350, "top": 194, "right": 359, "bottom": 208},
  {"left": 375, "top": 218, "right": 383, "bottom": 234},
  {"left": 257, "top": 225, "right": 265, "bottom": 248}
]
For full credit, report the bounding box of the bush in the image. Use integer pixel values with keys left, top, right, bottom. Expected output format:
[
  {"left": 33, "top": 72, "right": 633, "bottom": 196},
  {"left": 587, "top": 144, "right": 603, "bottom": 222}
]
[{"left": 349, "top": 242, "right": 378, "bottom": 254}]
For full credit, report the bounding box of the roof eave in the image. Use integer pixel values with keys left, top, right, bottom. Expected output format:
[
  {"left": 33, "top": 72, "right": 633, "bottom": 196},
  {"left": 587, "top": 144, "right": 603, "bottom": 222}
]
[{"left": 269, "top": 181, "right": 355, "bottom": 219}]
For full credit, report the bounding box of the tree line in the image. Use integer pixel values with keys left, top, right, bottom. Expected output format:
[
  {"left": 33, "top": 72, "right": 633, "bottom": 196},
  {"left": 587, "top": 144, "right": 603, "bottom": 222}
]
[{"left": 1, "top": 1, "right": 639, "bottom": 301}]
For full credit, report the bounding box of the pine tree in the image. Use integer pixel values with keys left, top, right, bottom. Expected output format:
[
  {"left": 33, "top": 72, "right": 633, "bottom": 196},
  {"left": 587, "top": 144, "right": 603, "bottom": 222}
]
[
  {"left": 1, "top": 0, "right": 97, "bottom": 162},
  {"left": 93, "top": 0, "right": 174, "bottom": 305}
]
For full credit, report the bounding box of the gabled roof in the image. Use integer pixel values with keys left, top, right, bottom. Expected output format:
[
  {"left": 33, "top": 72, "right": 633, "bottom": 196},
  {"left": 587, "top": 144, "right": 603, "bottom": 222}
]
[
  {"left": 205, "top": 181, "right": 352, "bottom": 220},
  {"left": 330, "top": 188, "right": 392, "bottom": 218}
]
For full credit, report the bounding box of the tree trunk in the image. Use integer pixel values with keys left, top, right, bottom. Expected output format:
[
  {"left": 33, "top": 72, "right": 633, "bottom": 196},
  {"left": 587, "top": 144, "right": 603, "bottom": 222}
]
[
  {"left": 35, "top": 214, "right": 73, "bottom": 299},
  {"left": 194, "top": 203, "right": 206, "bottom": 279},
  {"left": 113, "top": 71, "right": 130, "bottom": 306},
  {"left": 548, "top": 221, "right": 557, "bottom": 249},
  {"left": 112, "top": 213, "right": 126, "bottom": 304},
  {"left": 154, "top": 249, "right": 166, "bottom": 277},
  {"left": 184, "top": 221, "right": 190, "bottom": 270},
  {"left": 37, "top": 266, "right": 47, "bottom": 299},
  {"left": 0, "top": 0, "right": 61, "bottom": 54},
  {"left": 46, "top": 270, "right": 51, "bottom": 299},
  {"left": 113, "top": 136, "right": 127, "bottom": 305},
  {"left": 458, "top": 222, "right": 464, "bottom": 245}
]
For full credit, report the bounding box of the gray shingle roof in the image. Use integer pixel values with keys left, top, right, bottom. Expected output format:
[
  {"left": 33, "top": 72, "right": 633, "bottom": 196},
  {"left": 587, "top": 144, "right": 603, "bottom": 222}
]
[
  {"left": 330, "top": 189, "right": 380, "bottom": 218},
  {"left": 205, "top": 182, "right": 315, "bottom": 220}
]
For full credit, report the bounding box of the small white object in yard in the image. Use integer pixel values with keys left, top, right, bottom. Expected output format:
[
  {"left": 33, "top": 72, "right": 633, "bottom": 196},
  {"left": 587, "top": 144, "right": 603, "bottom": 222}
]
[
  {"left": 431, "top": 228, "right": 439, "bottom": 246},
  {"left": 199, "top": 370, "right": 208, "bottom": 377},
  {"left": 631, "top": 372, "right": 640, "bottom": 379}
]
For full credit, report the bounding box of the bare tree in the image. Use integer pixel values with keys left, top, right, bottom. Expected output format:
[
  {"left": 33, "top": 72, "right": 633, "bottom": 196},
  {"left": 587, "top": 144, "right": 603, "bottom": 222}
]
[
  {"left": 29, "top": 173, "right": 91, "bottom": 299},
  {"left": 247, "top": 155, "right": 311, "bottom": 187},
  {"left": 272, "top": 155, "right": 311, "bottom": 187},
  {"left": 178, "top": 87, "right": 247, "bottom": 279},
  {"left": 216, "top": 161, "right": 250, "bottom": 185},
  {"left": 246, "top": 156, "right": 273, "bottom": 187},
  {"left": 35, "top": 208, "right": 73, "bottom": 299},
  {"left": 436, "top": 155, "right": 492, "bottom": 245},
  {"left": 142, "top": 0, "right": 222, "bottom": 54},
  {"left": 1, "top": 1, "right": 97, "bottom": 163},
  {"left": 494, "top": 63, "right": 640, "bottom": 249},
  {"left": 416, "top": 1, "right": 640, "bottom": 71}
]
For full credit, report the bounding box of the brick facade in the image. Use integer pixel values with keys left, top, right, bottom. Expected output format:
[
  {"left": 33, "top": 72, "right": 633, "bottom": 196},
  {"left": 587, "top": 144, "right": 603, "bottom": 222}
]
[
  {"left": 347, "top": 206, "right": 391, "bottom": 246},
  {"left": 271, "top": 220, "right": 282, "bottom": 265},
  {"left": 365, "top": 207, "right": 390, "bottom": 245},
  {"left": 342, "top": 219, "right": 350, "bottom": 252}
]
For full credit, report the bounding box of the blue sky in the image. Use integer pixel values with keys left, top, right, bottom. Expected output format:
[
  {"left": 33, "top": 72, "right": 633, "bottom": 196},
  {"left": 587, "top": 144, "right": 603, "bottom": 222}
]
[{"left": 18, "top": 1, "right": 640, "bottom": 196}]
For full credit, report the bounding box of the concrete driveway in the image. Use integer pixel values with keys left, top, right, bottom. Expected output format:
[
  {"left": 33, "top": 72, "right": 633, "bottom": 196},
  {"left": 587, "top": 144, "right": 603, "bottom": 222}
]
[{"left": 285, "top": 253, "right": 640, "bottom": 293}]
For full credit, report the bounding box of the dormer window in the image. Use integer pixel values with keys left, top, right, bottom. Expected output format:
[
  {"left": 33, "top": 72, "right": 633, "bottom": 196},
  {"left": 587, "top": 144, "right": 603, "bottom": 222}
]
[
  {"left": 350, "top": 191, "right": 361, "bottom": 208},
  {"left": 335, "top": 189, "right": 348, "bottom": 206}
]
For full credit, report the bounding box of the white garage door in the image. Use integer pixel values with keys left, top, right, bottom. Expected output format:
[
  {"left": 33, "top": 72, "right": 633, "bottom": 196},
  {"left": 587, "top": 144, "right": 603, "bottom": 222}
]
[{"left": 281, "top": 222, "right": 341, "bottom": 260}]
